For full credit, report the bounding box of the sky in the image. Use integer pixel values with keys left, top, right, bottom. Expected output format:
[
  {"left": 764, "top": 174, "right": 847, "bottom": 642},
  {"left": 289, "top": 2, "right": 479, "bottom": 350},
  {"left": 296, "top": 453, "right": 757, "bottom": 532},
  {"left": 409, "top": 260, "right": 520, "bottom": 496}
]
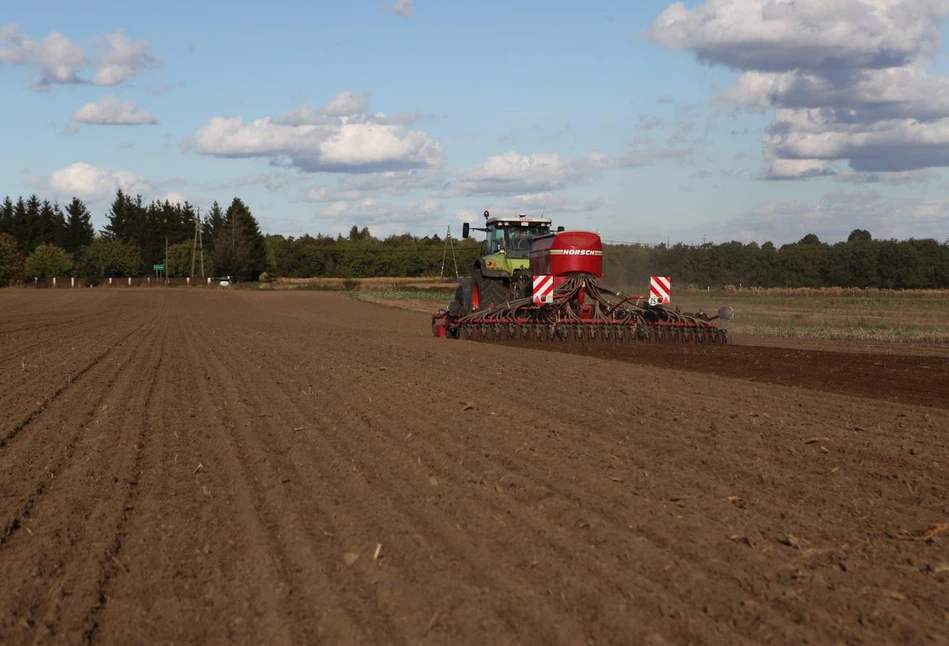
[{"left": 3, "top": 0, "right": 949, "bottom": 245}]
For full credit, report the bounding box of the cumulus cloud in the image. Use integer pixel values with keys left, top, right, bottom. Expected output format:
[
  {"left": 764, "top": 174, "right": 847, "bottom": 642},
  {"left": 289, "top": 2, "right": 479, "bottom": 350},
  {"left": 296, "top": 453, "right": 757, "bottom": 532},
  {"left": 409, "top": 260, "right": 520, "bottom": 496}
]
[
  {"left": 25, "top": 163, "right": 192, "bottom": 213},
  {"left": 184, "top": 92, "right": 444, "bottom": 173},
  {"left": 648, "top": 1, "right": 949, "bottom": 178},
  {"left": 387, "top": 0, "right": 415, "bottom": 18},
  {"left": 185, "top": 117, "right": 442, "bottom": 172},
  {"left": 73, "top": 95, "right": 158, "bottom": 125},
  {"left": 0, "top": 24, "right": 32, "bottom": 64},
  {"left": 0, "top": 24, "right": 158, "bottom": 89},
  {"left": 444, "top": 147, "right": 672, "bottom": 198},
  {"left": 446, "top": 152, "right": 585, "bottom": 196},
  {"left": 319, "top": 90, "right": 372, "bottom": 117},
  {"left": 766, "top": 158, "right": 834, "bottom": 180},
  {"left": 32, "top": 30, "right": 87, "bottom": 86},
  {"left": 93, "top": 29, "right": 160, "bottom": 86},
  {"left": 27, "top": 162, "right": 155, "bottom": 205},
  {"left": 647, "top": 0, "right": 949, "bottom": 73}
]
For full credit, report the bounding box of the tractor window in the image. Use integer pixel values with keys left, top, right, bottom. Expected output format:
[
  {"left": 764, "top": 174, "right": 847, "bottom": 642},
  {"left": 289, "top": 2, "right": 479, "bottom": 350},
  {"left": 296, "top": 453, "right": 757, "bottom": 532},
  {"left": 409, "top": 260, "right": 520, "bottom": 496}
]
[
  {"left": 505, "top": 225, "right": 549, "bottom": 258},
  {"left": 486, "top": 227, "right": 506, "bottom": 255}
]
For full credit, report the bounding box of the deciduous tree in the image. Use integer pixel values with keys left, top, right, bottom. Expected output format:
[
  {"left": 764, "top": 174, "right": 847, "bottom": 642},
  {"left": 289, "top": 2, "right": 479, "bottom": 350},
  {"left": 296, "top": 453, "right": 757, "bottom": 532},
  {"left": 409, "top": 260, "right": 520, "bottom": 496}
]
[
  {"left": 77, "top": 238, "right": 142, "bottom": 285},
  {"left": 24, "top": 243, "right": 73, "bottom": 278}
]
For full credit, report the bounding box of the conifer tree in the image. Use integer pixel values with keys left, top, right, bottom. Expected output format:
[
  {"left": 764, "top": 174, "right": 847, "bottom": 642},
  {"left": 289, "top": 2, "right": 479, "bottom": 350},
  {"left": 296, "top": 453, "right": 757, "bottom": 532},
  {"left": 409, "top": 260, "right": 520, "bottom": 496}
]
[
  {"left": 64, "top": 198, "right": 95, "bottom": 254},
  {"left": 213, "top": 198, "right": 267, "bottom": 281},
  {"left": 0, "top": 198, "right": 13, "bottom": 237}
]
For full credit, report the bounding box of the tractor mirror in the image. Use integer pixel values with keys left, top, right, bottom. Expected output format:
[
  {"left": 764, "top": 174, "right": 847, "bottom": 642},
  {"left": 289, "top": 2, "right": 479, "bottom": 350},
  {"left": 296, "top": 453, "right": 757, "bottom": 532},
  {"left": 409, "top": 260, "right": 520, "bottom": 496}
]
[{"left": 462, "top": 222, "right": 470, "bottom": 239}]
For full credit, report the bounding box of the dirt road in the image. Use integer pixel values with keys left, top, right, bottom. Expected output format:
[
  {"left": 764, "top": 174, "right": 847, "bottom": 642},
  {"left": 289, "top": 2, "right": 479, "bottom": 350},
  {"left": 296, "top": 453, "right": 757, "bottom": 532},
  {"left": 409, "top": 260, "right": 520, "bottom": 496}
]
[{"left": 1, "top": 290, "right": 947, "bottom": 645}]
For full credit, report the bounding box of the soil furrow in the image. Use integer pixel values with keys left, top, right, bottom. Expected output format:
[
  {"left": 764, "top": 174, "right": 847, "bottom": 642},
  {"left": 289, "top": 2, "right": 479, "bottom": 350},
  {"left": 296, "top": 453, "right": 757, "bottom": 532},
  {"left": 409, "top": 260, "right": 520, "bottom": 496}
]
[
  {"left": 1, "top": 290, "right": 947, "bottom": 646},
  {"left": 0, "top": 324, "right": 157, "bottom": 548},
  {"left": 0, "top": 317, "right": 151, "bottom": 451},
  {"left": 211, "top": 322, "right": 794, "bottom": 644},
  {"left": 0, "top": 304, "right": 164, "bottom": 644},
  {"left": 81, "top": 308, "right": 169, "bottom": 644}
]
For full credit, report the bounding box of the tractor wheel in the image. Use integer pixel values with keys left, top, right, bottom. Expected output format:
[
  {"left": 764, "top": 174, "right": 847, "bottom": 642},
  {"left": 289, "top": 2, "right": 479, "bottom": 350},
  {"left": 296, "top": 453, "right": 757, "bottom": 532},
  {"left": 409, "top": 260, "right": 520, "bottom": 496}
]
[
  {"left": 448, "top": 278, "right": 474, "bottom": 316},
  {"left": 472, "top": 268, "right": 509, "bottom": 311}
]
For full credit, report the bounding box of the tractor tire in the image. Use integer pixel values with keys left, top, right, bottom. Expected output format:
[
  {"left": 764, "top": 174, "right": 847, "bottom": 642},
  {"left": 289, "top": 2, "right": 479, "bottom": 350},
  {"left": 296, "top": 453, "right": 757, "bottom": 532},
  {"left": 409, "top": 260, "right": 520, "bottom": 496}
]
[
  {"left": 472, "top": 268, "right": 508, "bottom": 311},
  {"left": 448, "top": 278, "right": 474, "bottom": 316}
]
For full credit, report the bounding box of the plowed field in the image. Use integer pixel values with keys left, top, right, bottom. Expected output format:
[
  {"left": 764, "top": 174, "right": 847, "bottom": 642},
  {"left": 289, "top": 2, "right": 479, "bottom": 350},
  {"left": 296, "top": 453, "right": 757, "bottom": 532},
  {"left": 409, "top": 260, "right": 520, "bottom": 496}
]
[{"left": 1, "top": 289, "right": 948, "bottom": 645}]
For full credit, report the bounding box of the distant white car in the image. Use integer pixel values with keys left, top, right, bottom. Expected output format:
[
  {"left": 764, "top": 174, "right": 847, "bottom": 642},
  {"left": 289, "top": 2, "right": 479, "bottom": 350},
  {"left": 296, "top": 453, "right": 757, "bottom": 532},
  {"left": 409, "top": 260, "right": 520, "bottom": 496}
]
[{"left": 218, "top": 279, "right": 231, "bottom": 287}]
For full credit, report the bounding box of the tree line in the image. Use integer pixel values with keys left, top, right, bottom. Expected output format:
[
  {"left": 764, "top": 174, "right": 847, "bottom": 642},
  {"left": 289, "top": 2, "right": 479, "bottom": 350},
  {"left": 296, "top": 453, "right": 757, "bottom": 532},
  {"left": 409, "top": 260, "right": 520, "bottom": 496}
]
[
  {"left": 1, "top": 191, "right": 949, "bottom": 289},
  {"left": 603, "top": 230, "right": 949, "bottom": 290},
  {"left": 0, "top": 191, "right": 268, "bottom": 285},
  {"left": 0, "top": 190, "right": 482, "bottom": 285}
]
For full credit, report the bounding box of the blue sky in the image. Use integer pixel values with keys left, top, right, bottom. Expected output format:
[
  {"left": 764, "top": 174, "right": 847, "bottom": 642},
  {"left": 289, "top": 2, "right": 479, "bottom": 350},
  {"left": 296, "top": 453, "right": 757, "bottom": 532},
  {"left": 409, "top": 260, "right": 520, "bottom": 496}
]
[{"left": 3, "top": 0, "right": 949, "bottom": 244}]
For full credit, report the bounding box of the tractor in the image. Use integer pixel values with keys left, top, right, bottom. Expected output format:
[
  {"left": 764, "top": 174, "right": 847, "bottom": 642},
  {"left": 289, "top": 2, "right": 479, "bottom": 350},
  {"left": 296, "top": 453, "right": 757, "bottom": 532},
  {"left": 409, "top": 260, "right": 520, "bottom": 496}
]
[
  {"left": 435, "top": 210, "right": 734, "bottom": 343},
  {"left": 448, "top": 210, "right": 561, "bottom": 316}
]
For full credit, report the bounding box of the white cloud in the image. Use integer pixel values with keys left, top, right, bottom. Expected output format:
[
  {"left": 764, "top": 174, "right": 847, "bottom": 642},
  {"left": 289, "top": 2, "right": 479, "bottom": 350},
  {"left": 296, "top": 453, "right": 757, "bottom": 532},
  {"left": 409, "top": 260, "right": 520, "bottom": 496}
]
[
  {"left": 184, "top": 92, "right": 445, "bottom": 173},
  {"left": 766, "top": 158, "right": 834, "bottom": 180},
  {"left": 33, "top": 30, "right": 87, "bottom": 86},
  {"left": 93, "top": 29, "right": 160, "bottom": 86},
  {"left": 27, "top": 162, "right": 154, "bottom": 205},
  {"left": 444, "top": 150, "right": 654, "bottom": 197},
  {"left": 159, "top": 191, "right": 189, "bottom": 205},
  {"left": 387, "top": 0, "right": 415, "bottom": 18},
  {"left": 765, "top": 108, "right": 949, "bottom": 173},
  {"left": 0, "top": 24, "right": 158, "bottom": 89},
  {"left": 447, "top": 152, "right": 586, "bottom": 196},
  {"left": 647, "top": 0, "right": 949, "bottom": 73},
  {"left": 649, "top": 1, "right": 949, "bottom": 177},
  {"left": 73, "top": 95, "right": 158, "bottom": 125},
  {"left": 0, "top": 24, "right": 32, "bottom": 64},
  {"left": 320, "top": 90, "right": 372, "bottom": 117},
  {"left": 25, "top": 163, "right": 193, "bottom": 211}
]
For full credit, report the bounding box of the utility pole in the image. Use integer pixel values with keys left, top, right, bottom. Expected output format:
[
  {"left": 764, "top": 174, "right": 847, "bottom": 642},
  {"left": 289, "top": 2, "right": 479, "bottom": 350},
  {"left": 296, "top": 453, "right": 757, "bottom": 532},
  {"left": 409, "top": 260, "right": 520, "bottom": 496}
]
[
  {"left": 199, "top": 223, "right": 205, "bottom": 278},
  {"left": 162, "top": 210, "right": 169, "bottom": 284},
  {"left": 191, "top": 208, "right": 199, "bottom": 278}
]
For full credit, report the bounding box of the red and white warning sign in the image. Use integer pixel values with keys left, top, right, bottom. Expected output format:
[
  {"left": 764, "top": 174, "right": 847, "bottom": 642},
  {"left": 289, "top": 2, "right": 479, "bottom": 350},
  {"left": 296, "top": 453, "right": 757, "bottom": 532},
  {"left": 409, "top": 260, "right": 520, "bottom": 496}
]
[
  {"left": 533, "top": 275, "right": 554, "bottom": 304},
  {"left": 650, "top": 276, "right": 671, "bottom": 304}
]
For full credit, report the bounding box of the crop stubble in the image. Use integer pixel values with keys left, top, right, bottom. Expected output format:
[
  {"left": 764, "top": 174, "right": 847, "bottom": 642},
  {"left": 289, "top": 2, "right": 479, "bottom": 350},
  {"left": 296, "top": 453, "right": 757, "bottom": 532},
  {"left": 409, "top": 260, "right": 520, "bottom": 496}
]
[{"left": 1, "top": 289, "right": 948, "bottom": 645}]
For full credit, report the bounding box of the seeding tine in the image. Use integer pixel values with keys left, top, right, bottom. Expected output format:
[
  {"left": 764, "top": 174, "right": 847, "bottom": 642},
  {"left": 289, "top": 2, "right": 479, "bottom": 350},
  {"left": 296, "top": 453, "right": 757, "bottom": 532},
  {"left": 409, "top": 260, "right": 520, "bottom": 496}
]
[{"left": 446, "top": 275, "right": 728, "bottom": 347}]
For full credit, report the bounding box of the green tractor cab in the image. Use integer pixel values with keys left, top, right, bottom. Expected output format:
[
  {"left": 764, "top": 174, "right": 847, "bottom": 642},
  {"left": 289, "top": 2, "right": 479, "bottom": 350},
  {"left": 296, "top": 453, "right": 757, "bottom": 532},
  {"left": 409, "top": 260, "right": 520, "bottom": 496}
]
[{"left": 451, "top": 210, "right": 561, "bottom": 314}]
